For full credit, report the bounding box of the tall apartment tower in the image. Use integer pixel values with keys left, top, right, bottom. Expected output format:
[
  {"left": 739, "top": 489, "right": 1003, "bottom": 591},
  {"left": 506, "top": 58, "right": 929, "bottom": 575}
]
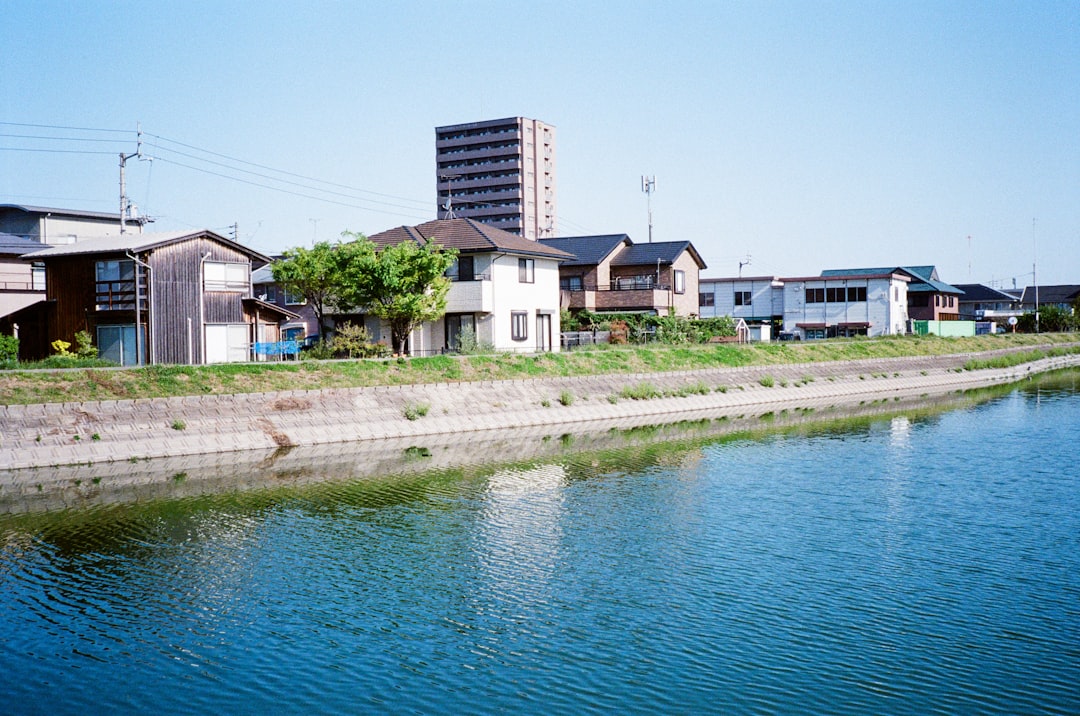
[{"left": 436, "top": 117, "right": 556, "bottom": 240}]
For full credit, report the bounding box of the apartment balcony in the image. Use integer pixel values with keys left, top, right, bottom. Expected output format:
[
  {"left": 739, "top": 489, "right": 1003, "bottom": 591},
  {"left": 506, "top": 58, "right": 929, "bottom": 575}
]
[
  {"left": 445, "top": 274, "right": 493, "bottom": 314},
  {"left": 562, "top": 283, "right": 673, "bottom": 313}
]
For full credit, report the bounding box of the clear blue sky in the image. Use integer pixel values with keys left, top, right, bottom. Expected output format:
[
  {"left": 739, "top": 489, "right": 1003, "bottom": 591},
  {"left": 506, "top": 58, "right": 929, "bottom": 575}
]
[{"left": 3, "top": 1, "right": 1077, "bottom": 287}]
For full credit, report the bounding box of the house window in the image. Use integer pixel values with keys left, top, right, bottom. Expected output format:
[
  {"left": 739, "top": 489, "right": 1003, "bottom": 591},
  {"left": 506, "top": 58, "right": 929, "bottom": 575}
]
[
  {"left": 284, "top": 287, "right": 305, "bottom": 305},
  {"left": 518, "top": 258, "right": 534, "bottom": 283},
  {"left": 458, "top": 256, "right": 475, "bottom": 282},
  {"left": 31, "top": 264, "right": 45, "bottom": 291},
  {"left": 948, "top": 295, "right": 955, "bottom": 307},
  {"left": 95, "top": 259, "right": 136, "bottom": 311},
  {"left": 204, "top": 261, "right": 249, "bottom": 292},
  {"left": 826, "top": 287, "right": 845, "bottom": 303},
  {"left": 560, "top": 276, "right": 584, "bottom": 291},
  {"left": 674, "top": 270, "right": 686, "bottom": 294},
  {"left": 446, "top": 314, "right": 477, "bottom": 351},
  {"left": 847, "top": 286, "right": 867, "bottom": 302},
  {"left": 734, "top": 290, "right": 752, "bottom": 306},
  {"left": 511, "top": 311, "right": 529, "bottom": 341},
  {"left": 699, "top": 291, "right": 715, "bottom": 307},
  {"left": 805, "top": 288, "right": 825, "bottom": 303},
  {"left": 97, "top": 324, "right": 142, "bottom": 366}
]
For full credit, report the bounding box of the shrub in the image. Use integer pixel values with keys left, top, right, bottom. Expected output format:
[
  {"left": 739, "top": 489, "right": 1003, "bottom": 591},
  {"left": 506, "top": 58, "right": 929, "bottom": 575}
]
[
  {"left": 0, "top": 334, "right": 19, "bottom": 364},
  {"left": 331, "top": 322, "right": 373, "bottom": 358},
  {"left": 51, "top": 339, "right": 72, "bottom": 356},
  {"left": 73, "top": 330, "right": 98, "bottom": 359}
]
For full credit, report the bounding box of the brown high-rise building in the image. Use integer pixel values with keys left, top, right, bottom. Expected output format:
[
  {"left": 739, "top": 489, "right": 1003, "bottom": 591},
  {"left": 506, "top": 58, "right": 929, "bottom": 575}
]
[{"left": 436, "top": 117, "right": 556, "bottom": 240}]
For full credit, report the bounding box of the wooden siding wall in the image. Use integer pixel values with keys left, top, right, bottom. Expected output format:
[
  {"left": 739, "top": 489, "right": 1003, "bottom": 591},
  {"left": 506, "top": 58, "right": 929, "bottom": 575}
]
[
  {"left": 44, "top": 255, "right": 97, "bottom": 345},
  {"left": 149, "top": 238, "right": 252, "bottom": 364}
]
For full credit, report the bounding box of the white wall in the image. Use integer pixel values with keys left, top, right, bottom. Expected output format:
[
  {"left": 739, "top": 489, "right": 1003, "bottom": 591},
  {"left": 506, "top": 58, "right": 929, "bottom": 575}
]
[{"left": 488, "top": 253, "right": 562, "bottom": 352}]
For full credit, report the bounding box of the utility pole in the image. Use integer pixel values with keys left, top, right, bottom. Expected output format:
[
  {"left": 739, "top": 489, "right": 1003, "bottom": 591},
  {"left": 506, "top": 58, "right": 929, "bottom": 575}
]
[
  {"left": 119, "top": 124, "right": 144, "bottom": 234},
  {"left": 1033, "top": 218, "right": 1039, "bottom": 334},
  {"left": 231, "top": 223, "right": 239, "bottom": 242},
  {"left": 641, "top": 175, "right": 656, "bottom": 243}
]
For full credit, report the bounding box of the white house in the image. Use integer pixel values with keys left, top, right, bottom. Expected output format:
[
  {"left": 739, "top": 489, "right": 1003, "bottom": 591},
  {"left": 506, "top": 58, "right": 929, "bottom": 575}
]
[
  {"left": 780, "top": 272, "right": 910, "bottom": 339},
  {"left": 368, "top": 219, "right": 571, "bottom": 354},
  {"left": 698, "top": 275, "right": 785, "bottom": 325}
]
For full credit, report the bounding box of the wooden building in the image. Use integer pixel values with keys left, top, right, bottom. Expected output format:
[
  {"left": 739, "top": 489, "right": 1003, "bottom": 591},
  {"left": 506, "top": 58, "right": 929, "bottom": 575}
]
[{"left": 28, "top": 230, "right": 294, "bottom": 365}]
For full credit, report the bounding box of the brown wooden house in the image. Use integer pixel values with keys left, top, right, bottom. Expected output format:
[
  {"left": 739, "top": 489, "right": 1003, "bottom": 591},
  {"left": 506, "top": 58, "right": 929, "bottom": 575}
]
[{"left": 28, "top": 230, "right": 294, "bottom": 365}]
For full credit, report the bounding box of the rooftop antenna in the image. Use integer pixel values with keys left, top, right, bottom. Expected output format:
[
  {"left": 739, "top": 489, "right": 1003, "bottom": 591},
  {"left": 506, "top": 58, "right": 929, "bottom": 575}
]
[
  {"left": 641, "top": 175, "right": 656, "bottom": 243},
  {"left": 739, "top": 254, "right": 752, "bottom": 278},
  {"left": 440, "top": 174, "right": 459, "bottom": 219},
  {"left": 309, "top": 218, "right": 320, "bottom": 246}
]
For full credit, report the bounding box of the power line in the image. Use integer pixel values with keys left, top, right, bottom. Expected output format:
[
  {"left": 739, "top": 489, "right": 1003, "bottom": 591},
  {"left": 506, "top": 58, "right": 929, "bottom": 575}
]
[
  {"left": 0, "top": 120, "right": 131, "bottom": 133},
  {"left": 144, "top": 132, "right": 431, "bottom": 209},
  {"left": 0, "top": 147, "right": 119, "bottom": 155},
  {"left": 151, "top": 155, "right": 431, "bottom": 221},
  {"left": 142, "top": 141, "right": 431, "bottom": 214}
]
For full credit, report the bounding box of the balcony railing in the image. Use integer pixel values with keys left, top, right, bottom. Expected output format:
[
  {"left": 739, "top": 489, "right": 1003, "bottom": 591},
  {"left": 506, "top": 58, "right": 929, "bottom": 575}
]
[{"left": 95, "top": 280, "right": 138, "bottom": 311}]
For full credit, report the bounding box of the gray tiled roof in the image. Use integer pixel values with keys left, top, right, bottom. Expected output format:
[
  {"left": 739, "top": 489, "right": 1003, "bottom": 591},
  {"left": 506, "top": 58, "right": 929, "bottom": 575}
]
[
  {"left": 1018, "top": 284, "right": 1080, "bottom": 305},
  {"left": 953, "top": 284, "right": 1017, "bottom": 302},
  {"left": 537, "top": 235, "right": 630, "bottom": 266},
  {"left": 611, "top": 241, "right": 707, "bottom": 269}
]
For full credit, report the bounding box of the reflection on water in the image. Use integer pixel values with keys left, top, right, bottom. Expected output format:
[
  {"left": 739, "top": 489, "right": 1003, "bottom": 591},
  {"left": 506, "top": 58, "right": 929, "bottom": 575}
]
[{"left": 1, "top": 370, "right": 1078, "bottom": 714}]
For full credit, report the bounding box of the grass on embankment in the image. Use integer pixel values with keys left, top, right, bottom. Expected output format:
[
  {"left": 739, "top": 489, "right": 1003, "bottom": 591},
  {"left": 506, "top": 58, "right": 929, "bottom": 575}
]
[{"left": 1, "top": 333, "right": 1077, "bottom": 406}]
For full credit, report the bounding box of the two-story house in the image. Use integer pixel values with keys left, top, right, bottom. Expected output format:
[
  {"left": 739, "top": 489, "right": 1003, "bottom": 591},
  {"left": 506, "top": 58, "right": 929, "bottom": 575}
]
[
  {"left": 538, "top": 235, "right": 706, "bottom": 317},
  {"left": 780, "top": 271, "right": 911, "bottom": 339},
  {"left": 823, "top": 266, "right": 962, "bottom": 321},
  {"left": 28, "top": 229, "right": 292, "bottom": 365},
  {"left": 368, "top": 218, "right": 571, "bottom": 354}
]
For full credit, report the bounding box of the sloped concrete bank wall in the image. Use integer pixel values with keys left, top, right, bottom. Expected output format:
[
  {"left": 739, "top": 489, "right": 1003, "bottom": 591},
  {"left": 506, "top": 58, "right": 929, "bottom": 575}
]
[{"left": 2, "top": 348, "right": 1079, "bottom": 473}]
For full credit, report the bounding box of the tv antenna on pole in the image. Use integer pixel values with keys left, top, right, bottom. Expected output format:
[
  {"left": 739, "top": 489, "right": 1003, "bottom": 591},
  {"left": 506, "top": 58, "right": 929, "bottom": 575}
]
[
  {"left": 440, "top": 174, "right": 459, "bottom": 219},
  {"left": 641, "top": 175, "right": 656, "bottom": 243},
  {"left": 739, "top": 254, "right": 752, "bottom": 278}
]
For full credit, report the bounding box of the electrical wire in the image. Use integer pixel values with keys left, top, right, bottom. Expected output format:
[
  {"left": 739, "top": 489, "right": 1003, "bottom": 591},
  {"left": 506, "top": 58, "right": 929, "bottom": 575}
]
[
  {"left": 150, "top": 155, "right": 431, "bottom": 221},
  {"left": 144, "top": 132, "right": 431, "bottom": 208}
]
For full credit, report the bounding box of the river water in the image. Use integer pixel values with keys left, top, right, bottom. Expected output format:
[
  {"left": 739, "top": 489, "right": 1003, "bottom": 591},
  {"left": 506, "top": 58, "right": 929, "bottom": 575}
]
[{"left": 2, "top": 372, "right": 1078, "bottom": 714}]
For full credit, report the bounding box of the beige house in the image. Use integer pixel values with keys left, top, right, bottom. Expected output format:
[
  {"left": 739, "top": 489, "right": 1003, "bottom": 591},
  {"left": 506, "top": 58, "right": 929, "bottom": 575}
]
[{"left": 539, "top": 235, "right": 706, "bottom": 317}]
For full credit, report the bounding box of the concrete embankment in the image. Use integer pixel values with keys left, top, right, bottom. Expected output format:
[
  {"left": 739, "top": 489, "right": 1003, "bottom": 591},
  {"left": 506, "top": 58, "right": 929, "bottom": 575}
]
[{"left": 3, "top": 347, "right": 1079, "bottom": 474}]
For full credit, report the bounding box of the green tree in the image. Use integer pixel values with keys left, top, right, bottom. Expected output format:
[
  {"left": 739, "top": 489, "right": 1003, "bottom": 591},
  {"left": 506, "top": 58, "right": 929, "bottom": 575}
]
[
  {"left": 338, "top": 232, "right": 457, "bottom": 355},
  {"left": 271, "top": 241, "right": 364, "bottom": 342}
]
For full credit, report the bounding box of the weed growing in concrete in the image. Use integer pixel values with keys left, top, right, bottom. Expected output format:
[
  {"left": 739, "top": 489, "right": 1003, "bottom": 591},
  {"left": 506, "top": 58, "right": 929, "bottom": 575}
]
[
  {"left": 404, "top": 403, "right": 430, "bottom": 421},
  {"left": 558, "top": 391, "right": 574, "bottom": 406},
  {"left": 171, "top": 419, "right": 186, "bottom": 431},
  {"left": 621, "top": 382, "right": 662, "bottom": 400},
  {"left": 759, "top": 376, "right": 775, "bottom": 388},
  {"left": 91, "top": 433, "right": 101, "bottom": 441},
  {"left": 541, "top": 399, "right": 552, "bottom": 408}
]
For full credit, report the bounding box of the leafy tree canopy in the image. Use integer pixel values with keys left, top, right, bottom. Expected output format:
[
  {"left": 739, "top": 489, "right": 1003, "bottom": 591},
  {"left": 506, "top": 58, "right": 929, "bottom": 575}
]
[
  {"left": 338, "top": 232, "right": 458, "bottom": 355},
  {"left": 271, "top": 240, "right": 367, "bottom": 342}
]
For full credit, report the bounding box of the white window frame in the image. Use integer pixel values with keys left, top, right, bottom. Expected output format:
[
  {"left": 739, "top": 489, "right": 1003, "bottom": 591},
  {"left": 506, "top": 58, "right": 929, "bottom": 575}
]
[
  {"left": 518, "top": 258, "right": 534, "bottom": 284},
  {"left": 511, "top": 311, "right": 529, "bottom": 341},
  {"left": 204, "top": 261, "right": 250, "bottom": 292}
]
